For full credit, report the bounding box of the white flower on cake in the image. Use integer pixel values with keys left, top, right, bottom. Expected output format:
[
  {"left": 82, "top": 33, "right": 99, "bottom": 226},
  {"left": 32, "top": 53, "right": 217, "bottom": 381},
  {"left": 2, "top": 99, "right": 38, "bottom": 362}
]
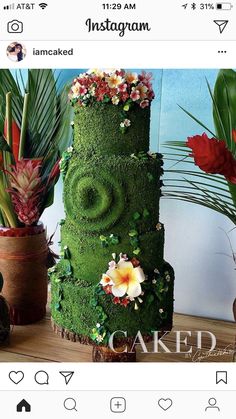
[
  {"left": 120, "top": 119, "right": 131, "bottom": 128},
  {"left": 87, "top": 68, "right": 105, "bottom": 78},
  {"left": 105, "top": 258, "right": 145, "bottom": 298},
  {"left": 112, "top": 96, "right": 120, "bottom": 105},
  {"left": 125, "top": 72, "right": 138, "bottom": 84},
  {"left": 106, "top": 74, "right": 124, "bottom": 89},
  {"left": 100, "top": 274, "right": 114, "bottom": 287}
]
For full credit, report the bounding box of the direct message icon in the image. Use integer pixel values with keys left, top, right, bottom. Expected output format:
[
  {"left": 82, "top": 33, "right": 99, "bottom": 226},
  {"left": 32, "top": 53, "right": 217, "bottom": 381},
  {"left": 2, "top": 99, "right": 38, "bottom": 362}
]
[
  {"left": 59, "top": 371, "right": 74, "bottom": 385},
  {"left": 216, "top": 371, "right": 227, "bottom": 384}
]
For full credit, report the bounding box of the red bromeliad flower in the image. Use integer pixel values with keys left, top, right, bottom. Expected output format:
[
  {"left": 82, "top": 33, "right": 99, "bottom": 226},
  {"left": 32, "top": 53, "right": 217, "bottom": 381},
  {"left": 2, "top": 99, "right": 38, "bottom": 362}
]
[
  {"left": 6, "top": 159, "right": 44, "bottom": 226},
  {"left": 187, "top": 133, "right": 236, "bottom": 183}
]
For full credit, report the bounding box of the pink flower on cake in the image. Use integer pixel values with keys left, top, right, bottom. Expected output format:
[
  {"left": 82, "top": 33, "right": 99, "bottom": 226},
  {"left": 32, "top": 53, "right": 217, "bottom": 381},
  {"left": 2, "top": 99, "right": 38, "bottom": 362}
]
[
  {"left": 130, "top": 89, "right": 140, "bottom": 101},
  {"left": 71, "top": 82, "right": 87, "bottom": 97},
  {"left": 103, "top": 285, "right": 113, "bottom": 295},
  {"left": 140, "top": 100, "right": 149, "bottom": 109},
  {"left": 120, "top": 298, "right": 130, "bottom": 307},
  {"left": 112, "top": 297, "right": 121, "bottom": 305},
  {"left": 118, "top": 83, "right": 127, "bottom": 93},
  {"left": 136, "top": 84, "right": 148, "bottom": 100},
  {"left": 138, "top": 71, "right": 153, "bottom": 86},
  {"left": 107, "top": 259, "right": 146, "bottom": 298}
]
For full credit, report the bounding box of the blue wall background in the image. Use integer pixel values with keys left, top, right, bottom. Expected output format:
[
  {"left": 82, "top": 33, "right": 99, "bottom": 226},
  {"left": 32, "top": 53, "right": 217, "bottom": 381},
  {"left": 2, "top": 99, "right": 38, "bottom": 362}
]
[{"left": 35, "top": 68, "right": 235, "bottom": 321}]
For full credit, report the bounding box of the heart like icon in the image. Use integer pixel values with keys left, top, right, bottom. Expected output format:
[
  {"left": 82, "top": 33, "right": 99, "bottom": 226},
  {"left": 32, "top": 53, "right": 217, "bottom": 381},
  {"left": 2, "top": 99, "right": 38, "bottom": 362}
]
[
  {"left": 158, "top": 398, "right": 173, "bottom": 411},
  {"left": 9, "top": 371, "right": 24, "bottom": 385}
]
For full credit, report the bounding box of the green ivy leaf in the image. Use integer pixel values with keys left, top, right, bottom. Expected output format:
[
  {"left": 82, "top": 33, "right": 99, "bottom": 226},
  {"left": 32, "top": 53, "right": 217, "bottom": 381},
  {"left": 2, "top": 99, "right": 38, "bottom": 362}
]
[
  {"left": 130, "top": 237, "right": 139, "bottom": 247},
  {"left": 133, "top": 247, "right": 141, "bottom": 255},
  {"left": 110, "top": 235, "right": 120, "bottom": 245},
  {"left": 143, "top": 208, "right": 150, "bottom": 218},
  {"left": 129, "top": 229, "right": 138, "bottom": 237},
  {"left": 133, "top": 212, "right": 141, "bottom": 221},
  {"left": 147, "top": 172, "right": 154, "bottom": 182}
]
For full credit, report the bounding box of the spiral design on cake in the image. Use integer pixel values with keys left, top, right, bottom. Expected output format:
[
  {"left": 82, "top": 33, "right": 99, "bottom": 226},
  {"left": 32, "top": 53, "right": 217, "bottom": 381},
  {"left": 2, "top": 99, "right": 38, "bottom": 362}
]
[{"left": 64, "top": 170, "right": 125, "bottom": 233}]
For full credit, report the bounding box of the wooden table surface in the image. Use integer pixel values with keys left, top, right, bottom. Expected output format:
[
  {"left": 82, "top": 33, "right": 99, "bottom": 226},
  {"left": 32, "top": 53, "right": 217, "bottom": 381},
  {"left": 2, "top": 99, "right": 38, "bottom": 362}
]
[{"left": 0, "top": 310, "right": 235, "bottom": 362}]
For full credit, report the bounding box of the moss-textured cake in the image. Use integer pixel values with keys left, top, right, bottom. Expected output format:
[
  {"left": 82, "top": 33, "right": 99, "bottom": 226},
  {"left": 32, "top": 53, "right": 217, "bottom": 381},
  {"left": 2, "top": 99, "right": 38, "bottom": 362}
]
[{"left": 51, "top": 69, "right": 174, "bottom": 348}]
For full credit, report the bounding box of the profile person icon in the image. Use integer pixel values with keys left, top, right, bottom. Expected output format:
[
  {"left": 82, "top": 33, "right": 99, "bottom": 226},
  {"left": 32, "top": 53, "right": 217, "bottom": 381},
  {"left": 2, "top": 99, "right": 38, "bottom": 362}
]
[
  {"left": 6, "top": 42, "right": 26, "bottom": 62},
  {"left": 205, "top": 398, "right": 220, "bottom": 412}
]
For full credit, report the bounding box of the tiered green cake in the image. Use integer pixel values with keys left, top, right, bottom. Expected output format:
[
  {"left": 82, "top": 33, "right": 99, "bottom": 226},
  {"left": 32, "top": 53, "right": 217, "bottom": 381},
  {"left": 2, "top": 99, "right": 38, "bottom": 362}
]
[{"left": 51, "top": 70, "right": 174, "bottom": 349}]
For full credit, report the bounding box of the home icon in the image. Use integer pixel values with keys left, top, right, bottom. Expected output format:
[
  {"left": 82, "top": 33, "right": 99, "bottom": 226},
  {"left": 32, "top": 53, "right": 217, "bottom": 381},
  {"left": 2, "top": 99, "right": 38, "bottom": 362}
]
[{"left": 16, "top": 399, "right": 31, "bottom": 412}]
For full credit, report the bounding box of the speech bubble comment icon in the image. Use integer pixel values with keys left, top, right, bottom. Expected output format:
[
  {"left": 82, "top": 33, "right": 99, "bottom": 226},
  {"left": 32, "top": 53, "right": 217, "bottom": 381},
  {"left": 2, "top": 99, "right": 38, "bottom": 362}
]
[
  {"left": 34, "top": 370, "right": 49, "bottom": 385},
  {"left": 216, "top": 371, "right": 227, "bottom": 384},
  {"left": 64, "top": 398, "right": 77, "bottom": 411}
]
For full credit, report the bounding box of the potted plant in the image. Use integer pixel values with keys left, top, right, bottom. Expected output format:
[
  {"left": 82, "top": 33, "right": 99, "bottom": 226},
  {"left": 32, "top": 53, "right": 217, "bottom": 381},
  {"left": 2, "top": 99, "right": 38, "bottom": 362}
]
[
  {"left": 0, "top": 69, "right": 72, "bottom": 325},
  {"left": 0, "top": 273, "right": 10, "bottom": 344},
  {"left": 163, "top": 69, "right": 236, "bottom": 361}
]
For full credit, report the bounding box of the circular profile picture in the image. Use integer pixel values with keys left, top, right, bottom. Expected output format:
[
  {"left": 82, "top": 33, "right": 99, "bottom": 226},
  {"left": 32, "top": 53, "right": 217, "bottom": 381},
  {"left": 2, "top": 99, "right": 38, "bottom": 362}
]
[{"left": 6, "top": 42, "right": 26, "bottom": 62}]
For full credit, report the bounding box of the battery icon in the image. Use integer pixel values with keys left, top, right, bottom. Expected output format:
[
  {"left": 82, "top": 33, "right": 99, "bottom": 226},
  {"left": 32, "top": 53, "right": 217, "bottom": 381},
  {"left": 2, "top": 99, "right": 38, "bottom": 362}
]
[{"left": 216, "top": 3, "right": 233, "bottom": 9}]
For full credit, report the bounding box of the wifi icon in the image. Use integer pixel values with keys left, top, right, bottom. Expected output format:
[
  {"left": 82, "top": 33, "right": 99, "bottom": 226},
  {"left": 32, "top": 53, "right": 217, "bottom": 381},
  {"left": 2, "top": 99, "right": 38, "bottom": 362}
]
[{"left": 39, "top": 2, "right": 48, "bottom": 9}]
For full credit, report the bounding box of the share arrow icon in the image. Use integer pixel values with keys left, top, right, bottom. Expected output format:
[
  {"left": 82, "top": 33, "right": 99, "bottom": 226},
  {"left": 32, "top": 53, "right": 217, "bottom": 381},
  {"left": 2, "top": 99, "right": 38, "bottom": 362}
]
[
  {"left": 59, "top": 371, "right": 74, "bottom": 385},
  {"left": 214, "top": 20, "right": 229, "bottom": 33}
]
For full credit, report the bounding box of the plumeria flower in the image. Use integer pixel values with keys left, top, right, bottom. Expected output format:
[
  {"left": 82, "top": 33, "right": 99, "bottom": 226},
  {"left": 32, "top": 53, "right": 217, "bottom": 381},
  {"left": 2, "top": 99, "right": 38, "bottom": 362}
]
[
  {"left": 159, "top": 308, "right": 164, "bottom": 314},
  {"left": 106, "top": 74, "right": 123, "bottom": 89},
  {"left": 106, "top": 258, "right": 146, "bottom": 298},
  {"left": 125, "top": 72, "right": 138, "bottom": 84},
  {"left": 67, "top": 146, "right": 73, "bottom": 153},
  {"left": 88, "top": 68, "right": 104, "bottom": 78}
]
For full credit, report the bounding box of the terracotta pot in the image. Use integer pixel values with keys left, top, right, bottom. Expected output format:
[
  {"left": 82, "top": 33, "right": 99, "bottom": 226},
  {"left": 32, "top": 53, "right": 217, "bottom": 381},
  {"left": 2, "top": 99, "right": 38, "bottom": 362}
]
[
  {"left": 0, "top": 222, "right": 48, "bottom": 325},
  {"left": 0, "top": 295, "right": 10, "bottom": 344}
]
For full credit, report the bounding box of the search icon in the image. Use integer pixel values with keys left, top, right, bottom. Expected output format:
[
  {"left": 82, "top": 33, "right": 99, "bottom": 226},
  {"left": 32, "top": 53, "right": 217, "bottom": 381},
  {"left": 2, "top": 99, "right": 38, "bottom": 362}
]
[{"left": 64, "top": 398, "right": 77, "bottom": 411}]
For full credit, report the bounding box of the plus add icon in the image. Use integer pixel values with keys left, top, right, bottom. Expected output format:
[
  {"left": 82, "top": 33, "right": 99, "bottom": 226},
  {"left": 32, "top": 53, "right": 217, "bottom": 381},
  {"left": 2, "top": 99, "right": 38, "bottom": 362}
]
[{"left": 110, "top": 397, "right": 126, "bottom": 413}]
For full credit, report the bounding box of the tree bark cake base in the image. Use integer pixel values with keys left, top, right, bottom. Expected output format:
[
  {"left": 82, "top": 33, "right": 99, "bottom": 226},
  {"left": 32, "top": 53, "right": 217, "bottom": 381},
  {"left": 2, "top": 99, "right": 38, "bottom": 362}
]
[{"left": 92, "top": 345, "right": 136, "bottom": 362}]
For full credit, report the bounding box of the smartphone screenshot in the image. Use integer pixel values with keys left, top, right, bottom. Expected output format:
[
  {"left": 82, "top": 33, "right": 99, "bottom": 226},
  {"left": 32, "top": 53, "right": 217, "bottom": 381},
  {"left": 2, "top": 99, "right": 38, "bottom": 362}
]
[{"left": 0, "top": 0, "right": 235, "bottom": 417}]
